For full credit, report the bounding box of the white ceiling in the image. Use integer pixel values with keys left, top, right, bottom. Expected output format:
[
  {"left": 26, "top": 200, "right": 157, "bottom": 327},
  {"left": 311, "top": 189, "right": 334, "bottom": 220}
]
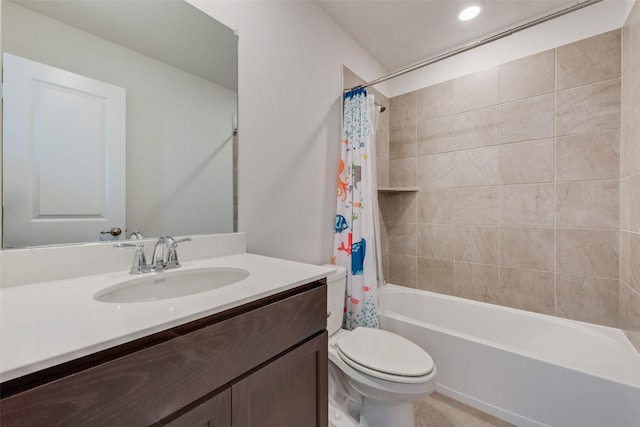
[{"left": 317, "top": 0, "right": 583, "bottom": 72}]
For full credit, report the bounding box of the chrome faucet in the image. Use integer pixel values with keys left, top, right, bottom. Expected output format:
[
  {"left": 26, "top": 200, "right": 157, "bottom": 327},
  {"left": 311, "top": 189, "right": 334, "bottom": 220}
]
[
  {"left": 114, "top": 236, "right": 191, "bottom": 274},
  {"left": 151, "top": 236, "right": 192, "bottom": 271}
]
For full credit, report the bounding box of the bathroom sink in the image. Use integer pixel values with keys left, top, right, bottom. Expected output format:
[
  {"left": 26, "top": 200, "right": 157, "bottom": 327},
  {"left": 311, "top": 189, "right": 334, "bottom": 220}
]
[{"left": 94, "top": 267, "right": 250, "bottom": 303}]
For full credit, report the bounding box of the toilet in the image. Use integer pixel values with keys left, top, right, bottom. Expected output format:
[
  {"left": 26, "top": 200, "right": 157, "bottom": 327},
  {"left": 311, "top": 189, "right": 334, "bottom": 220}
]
[{"left": 325, "top": 265, "right": 437, "bottom": 427}]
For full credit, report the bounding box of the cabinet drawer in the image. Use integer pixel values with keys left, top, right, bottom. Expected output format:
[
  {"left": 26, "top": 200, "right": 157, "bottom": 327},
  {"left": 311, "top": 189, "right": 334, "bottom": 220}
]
[{"left": 1, "top": 283, "right": 327, "bottom": 426}]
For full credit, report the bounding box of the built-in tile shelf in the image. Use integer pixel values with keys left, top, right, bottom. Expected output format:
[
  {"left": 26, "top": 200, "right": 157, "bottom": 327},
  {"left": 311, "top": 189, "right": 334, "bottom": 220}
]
[{"left": 378, "top": 187, "right": 420, "bottom": 193}]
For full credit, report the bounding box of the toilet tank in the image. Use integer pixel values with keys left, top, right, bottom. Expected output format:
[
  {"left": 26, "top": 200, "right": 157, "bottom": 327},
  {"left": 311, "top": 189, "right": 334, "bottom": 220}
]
[{"left": 323, "top": 264, "right": 347, "bottom": 335}]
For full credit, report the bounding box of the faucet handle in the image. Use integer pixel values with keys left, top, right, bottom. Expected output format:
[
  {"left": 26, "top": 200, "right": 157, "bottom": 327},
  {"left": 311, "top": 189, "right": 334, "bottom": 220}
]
[
  {"left": 165, "top": 237, "right": 192, "bottom": 269},
  {"left": 114, "top": 242, "right": 149, "bottom": 274},
  {"left": 128, "top": 231, "right": 144, "bottom": 240}
]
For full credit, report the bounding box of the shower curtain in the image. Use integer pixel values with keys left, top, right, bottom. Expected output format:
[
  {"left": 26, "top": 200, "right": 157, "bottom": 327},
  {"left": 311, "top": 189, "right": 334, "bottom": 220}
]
[{"left": 333, "top": 87, "right": 379, "bottom": 330}]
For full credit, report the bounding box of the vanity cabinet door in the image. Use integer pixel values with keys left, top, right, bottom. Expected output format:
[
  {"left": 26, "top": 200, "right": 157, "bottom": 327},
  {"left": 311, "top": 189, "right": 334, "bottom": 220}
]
[
  {"left": 232, "top": 331, "right": 328, "bottom": 427},
  {"left": 158, "top": 388, "right": 231, "bottom": 427}
]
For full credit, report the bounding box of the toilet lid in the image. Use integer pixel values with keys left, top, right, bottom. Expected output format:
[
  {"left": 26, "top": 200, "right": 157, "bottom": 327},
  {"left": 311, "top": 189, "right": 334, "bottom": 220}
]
[{"left": 336, "top": 327, "right": 434, "bottom": 380}]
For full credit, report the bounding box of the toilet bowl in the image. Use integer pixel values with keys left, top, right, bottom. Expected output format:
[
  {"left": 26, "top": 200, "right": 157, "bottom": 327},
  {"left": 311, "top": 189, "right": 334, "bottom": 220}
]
[{"left": 324, "top": 265, "right": 436, "bottom": 427}]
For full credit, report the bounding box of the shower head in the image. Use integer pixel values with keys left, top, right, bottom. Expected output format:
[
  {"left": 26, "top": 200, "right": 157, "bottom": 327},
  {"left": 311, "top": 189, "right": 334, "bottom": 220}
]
[{"left": 375, "top": 102, "right": 386, "bottom": 113}]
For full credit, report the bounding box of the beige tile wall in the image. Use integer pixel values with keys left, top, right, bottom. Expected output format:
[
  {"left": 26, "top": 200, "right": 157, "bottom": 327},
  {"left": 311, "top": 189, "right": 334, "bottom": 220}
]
[
  {"left": 382, "top": 30, "right": 625, "bottom": 328},
  {"left": 621, "top": 2, "right": 640, "bottom": 351}
]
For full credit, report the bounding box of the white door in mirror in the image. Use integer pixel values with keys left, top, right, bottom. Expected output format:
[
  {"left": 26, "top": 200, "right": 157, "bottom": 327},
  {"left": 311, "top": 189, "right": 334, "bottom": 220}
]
[{"left": 2, "top": 53, "right": 126, "bottom": 248}]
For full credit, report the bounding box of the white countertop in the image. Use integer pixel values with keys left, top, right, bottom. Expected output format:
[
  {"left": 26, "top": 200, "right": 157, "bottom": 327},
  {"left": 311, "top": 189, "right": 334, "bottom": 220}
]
[{"left": 0, "top": 253, "right": 335, "bottom": 382}]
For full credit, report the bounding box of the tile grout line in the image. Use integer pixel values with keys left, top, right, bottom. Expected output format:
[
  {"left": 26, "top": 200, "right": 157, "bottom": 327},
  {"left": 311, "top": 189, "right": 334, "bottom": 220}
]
[
  {"left": 554, "top": 46, "right": 559, "bottom": 318},
  {"left": 452, "top": 80, "right": 457, "bottom": 297},
  {"left": 498, "top": 66, "right": 503, "bottom": 307},
  {"left": 620, "top": 30, "right": 624, "bottom": 331},
  {"left": 414, "top": 93, "right": 418, "bottom": 289},
  {"left": 619, "top": 29, "right": 627, "bottom": 333}
]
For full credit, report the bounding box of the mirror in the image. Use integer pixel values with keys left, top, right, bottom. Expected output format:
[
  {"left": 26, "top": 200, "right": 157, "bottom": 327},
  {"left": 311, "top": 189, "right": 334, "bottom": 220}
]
[{"left": 1, "top": 0, "right": 238, "bottom": 249}]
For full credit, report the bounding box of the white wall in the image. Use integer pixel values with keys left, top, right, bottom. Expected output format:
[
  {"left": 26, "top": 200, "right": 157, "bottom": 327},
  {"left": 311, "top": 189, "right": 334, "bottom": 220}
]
[
  {"left": 190, "top": 0, "right": 387, "bottom": 264},
  {"left": 386, "top": 0, "right": 634, "bottom": 97},
  {"left": 2, "top": 2, "right": 237, "bottom": 243}
]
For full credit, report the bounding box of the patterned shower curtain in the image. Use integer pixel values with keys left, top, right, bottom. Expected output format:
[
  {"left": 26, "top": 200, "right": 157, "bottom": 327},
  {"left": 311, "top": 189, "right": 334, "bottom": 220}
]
[{"left": 333, "top": 88, "right": 379, "bottom": 330}]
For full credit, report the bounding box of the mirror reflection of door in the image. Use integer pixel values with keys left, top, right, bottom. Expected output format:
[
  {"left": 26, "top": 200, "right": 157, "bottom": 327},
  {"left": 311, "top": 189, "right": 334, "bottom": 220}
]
[{"left": 2, "top": 53, "right": 126, "bottom": 248}]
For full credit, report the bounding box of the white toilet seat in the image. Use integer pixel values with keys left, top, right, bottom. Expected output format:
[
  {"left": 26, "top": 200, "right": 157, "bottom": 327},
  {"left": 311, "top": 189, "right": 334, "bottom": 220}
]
[
  {"left": 328, "top": 328, "right": 437, "bottom": 404},
  {"left": 336, "top": 327, "right": 434, "bottom": 384}
]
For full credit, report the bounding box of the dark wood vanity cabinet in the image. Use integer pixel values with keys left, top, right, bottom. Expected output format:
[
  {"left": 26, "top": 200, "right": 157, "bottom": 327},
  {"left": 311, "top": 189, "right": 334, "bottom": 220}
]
[{"left": 0, "top": 281, "right": 328, "bottom": 427}]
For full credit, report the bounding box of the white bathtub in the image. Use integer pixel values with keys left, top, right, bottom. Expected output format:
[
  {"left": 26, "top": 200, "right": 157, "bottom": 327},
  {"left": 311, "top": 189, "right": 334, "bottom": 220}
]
[{"left": 378, "top": 285, "right": 640, "bottom": 427}]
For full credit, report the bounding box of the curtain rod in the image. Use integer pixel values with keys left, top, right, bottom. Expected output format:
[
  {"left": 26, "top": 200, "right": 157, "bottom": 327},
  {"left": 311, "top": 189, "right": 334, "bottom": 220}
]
[{"left": 345, "top": 0, "right": 603, "bottom": 92}]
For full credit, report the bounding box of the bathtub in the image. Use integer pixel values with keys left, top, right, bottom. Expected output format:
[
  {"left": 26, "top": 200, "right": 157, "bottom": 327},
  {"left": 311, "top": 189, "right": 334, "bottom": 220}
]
[{"left": 378, "top": 285, "right": 640, "bottom": 427}]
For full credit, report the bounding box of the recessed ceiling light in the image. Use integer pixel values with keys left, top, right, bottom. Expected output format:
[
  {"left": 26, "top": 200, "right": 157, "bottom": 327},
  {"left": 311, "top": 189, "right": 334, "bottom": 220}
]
[{"left": 459, "top": 5, "right": 481, "bottom": 21}]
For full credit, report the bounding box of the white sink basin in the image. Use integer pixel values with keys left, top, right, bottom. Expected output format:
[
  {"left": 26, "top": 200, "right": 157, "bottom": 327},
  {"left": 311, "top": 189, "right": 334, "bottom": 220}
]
[{"left": 94, "top": 267, "right": 250, "bottom": 303}]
